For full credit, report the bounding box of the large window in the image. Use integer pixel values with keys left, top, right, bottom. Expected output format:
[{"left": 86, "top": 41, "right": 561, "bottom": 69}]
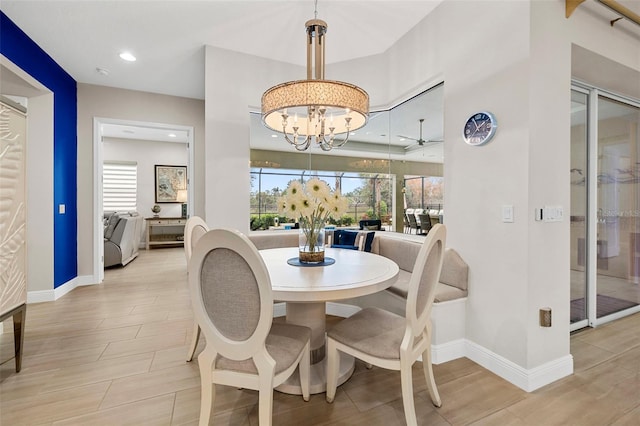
[
  {"left": 103, "top": 161, "right": 137, "bottom": 212},
  {"left": 250, "top": 168, "right": 392, "bottom": 230},
  {"left": 404, "top": 175, "right": 444, "bottom": 209}
]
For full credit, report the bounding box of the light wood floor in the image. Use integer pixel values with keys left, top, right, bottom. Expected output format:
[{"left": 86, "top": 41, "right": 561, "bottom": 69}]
[{"left": 2, "top": 247, "right": 640, "bottom": 425}]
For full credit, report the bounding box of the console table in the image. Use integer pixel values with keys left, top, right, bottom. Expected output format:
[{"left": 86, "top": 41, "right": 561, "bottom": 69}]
[{"left": 145, "top": 217, "right": 186, "bottom": 249}]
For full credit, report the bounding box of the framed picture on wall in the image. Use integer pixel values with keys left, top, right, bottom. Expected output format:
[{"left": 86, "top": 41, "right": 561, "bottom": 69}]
[{"left": 155, "top": 165, "right": 187, "bottom": 203}]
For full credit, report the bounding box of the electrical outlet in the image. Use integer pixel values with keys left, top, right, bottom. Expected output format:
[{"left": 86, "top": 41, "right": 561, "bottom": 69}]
[{"left": 540, "top": 308, "right": 552, "bottom": 327}]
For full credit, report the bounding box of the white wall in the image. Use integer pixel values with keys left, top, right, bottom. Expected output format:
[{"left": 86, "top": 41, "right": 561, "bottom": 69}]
[
  {"left": 103, "top": 137, "right": 188, "bottom": 220},
  {"left": 202, "top": 0, "right": 640, "bottom": 390}
]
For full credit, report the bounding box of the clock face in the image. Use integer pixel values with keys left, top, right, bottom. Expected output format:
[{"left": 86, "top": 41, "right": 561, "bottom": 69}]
[{"left": 463, "top": 112, "right": 497, "bottom": 146}]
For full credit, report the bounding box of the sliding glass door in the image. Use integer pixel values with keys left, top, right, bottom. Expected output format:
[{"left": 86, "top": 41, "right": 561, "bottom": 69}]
[
  {"left": 571, "top": 84, "right": 640, "bottom": 329},
  {"left": 594, "top": 95, "right": 640, "bottom": 323},
  {"left": 570, "top": 89, "right": 589, "bottom": 327}
]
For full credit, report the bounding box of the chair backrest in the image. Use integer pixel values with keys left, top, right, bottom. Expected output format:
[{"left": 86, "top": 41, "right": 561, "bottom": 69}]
[
  {"left": 405, "top": 224, "right": 446, "bottom": 337},
  {"left": 188, "top": 228, "right": 273, "bottom": 361},
  {"left": 184, "top": 216, "right": 209, "bottom": 263},
  {"left": 418, "top": 214, "right": 432, "bottom": 232},
  {"left": 359, "top": 219, "right": 381, "bottom": 230}
]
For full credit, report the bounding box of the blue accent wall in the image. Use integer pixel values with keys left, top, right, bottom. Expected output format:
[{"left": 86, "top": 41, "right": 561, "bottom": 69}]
[{"left": 1, "top": 11, "right": 78, "bottom": 288}]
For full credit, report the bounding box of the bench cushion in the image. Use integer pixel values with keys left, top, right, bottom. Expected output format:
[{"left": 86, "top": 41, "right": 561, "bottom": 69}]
[
  {"left": 249, "top": 232, "right": 299, "bottom": 250},
  {"left": 433, "top": 283, "right": 467, "bottom": 302},
  {"left": 386, "top": 269, "right": 412, "bottom": 299},
  {"left": 376, "top": 237, "right": 422, "bottom": 272},
  {"left": 440, "top": 248, "right": 468, "bottom": 292}
]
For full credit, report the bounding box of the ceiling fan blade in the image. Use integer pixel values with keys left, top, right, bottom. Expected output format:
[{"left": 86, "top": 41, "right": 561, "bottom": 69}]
[
  {"left": 404, "top": 143, "right": 423, "bottom": 152},
  {"left": 397, "top": 134, "right": 419, "bottom": 141}
]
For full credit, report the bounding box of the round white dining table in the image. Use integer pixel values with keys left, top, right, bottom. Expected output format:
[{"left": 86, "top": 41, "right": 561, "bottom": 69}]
[{"left": 259, "top": 247, "right": 399, "bottom": 394}]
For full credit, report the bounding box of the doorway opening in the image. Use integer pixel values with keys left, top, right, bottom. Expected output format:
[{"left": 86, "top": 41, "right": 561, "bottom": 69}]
[{"left": 93, "top": 118, "right": 194, "bottom": 283}]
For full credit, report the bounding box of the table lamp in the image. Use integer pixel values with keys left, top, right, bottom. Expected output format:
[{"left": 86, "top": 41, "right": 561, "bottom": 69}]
[{"left": 176, "top": 189, "right": 188, "bottom": 218}]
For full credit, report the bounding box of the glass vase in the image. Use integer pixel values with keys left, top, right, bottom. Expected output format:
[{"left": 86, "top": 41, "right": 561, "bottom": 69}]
[{"left": 299, "top": 226, "right": 325, "bottom": 263}]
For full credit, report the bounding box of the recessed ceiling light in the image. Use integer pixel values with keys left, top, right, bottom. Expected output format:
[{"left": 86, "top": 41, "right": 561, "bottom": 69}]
[
  {"left": 271, "top": 134, "right": 278, "bottom": 138},
  {"left": 168, "top": 133, "right": 177, "bottom": 138},
  {"left": 119, "top": 52, "right": 137, "bottom": 62},
  {"left": 399, "top": 138, "right": 406, "bottom": 142}
]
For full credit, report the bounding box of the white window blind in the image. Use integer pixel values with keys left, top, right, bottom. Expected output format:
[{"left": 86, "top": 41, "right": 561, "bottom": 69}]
[{"left": 103, "top": 161, "right": 137, "bottom": 212}]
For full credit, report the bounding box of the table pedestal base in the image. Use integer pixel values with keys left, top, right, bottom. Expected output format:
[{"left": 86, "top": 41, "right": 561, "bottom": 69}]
[{"left": 275, "top": 351, "right": 355, "bottom": 395}]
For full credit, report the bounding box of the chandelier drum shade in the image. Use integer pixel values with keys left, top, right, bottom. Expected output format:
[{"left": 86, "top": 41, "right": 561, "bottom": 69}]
[{"left": 261, "top": 18, "right": 369, "bottom": 151}]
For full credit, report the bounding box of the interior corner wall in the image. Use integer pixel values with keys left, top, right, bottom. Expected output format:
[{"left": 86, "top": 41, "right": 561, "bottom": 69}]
[
  {"left": 76, "top": 83, "right": 205, "bottom": 278},
  {"left": 204, "top": 46, "right": 301, "bottom": 232},
  {"left": 0, "top": 11, "right": 77, "bottom": 289}
]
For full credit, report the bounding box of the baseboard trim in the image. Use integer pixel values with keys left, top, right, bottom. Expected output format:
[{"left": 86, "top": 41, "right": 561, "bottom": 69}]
[
  {"left": 76, "top": 274, "right": 99, "bottom": 286},
  {"left": 465, "top": 339, "right": 573, "bottom": 392},
  {"left": 432, "top": 338, "right": 466, "bottom": 365},
  {"left": 27, "top": 276, "right": 80, "bottom": 303}
]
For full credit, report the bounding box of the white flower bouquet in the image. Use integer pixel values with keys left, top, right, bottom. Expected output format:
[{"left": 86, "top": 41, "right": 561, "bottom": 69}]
[{"left": 278, "top": 178, "right": 349, "bottom": 262}]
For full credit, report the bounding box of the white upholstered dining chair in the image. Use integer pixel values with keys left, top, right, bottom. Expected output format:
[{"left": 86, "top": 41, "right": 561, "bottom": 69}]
[
  {"left": 325, "top": 224, "right": 446, "bottom": 425},
  {"left": 189, "top": 228, "right": 311, "bottom": 425},
  {"left": 184, "top": 216, "right": 209, "bottom": 362}
]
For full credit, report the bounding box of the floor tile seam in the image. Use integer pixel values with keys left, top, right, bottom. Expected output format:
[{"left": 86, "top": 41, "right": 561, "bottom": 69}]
[
  {"left": 584, "top": 340, "right": 640, "bottom": 358},
  {"left": 25, "top": 354, "right": 150, "bottom": 390},
  {"left": 456, "top": 404, "right": 523, "bottom": 426},
  {"left": 99, "top": 381, "right": 200, "bottom": 412},
  {"left": 0, "top": 380, "right": 111, "bottom": 411},
  {"left": 98, "top": 345, "right": 181, "bottom": 361},
  {"left": 19, "top": 343, "right": 109, "bottom": 361},
  {"left": 89, "top": 390, "right": 178, "bottom": 420}
]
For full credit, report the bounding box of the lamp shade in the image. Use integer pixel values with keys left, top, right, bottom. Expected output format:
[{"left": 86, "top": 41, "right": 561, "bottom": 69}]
[
  {"left": 261, "top": 80, "right": 369, "bottom": 136},
  {"left": 176, "top": 189, "right": 188, "bottom": 203}
]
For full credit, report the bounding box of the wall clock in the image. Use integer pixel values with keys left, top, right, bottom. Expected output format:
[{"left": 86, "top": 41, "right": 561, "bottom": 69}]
[{"left": 463, "top": 111, "right": 497, "bottom": 146}]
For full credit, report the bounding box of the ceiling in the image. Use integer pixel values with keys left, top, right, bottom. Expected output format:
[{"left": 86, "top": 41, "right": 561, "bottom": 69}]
[
  {"left": 0, "top": 1, "right": 444, "bottom": 100},
  {"left": 2, "top": 0, "right": 638, "bottom": 165}
]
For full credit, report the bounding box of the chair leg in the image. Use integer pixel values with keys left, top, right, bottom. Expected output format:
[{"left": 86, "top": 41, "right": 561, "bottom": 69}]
[
  {"left": 400, "top": 363, "right": 418, "bottom": 426},
  {"left": 325, "top": 338, "right": 339, "bottom": 403},
  {"left": 197, "top": 351, "right": 215, "bottom": 426},
  {"left": 299, "top": 341, "right": 310, "bottom": 402},
  {"left": 12, "top": 304, "right": 26, "bottom": 373},
  {"left": 421, "top": 347, "right": 442, "bottom": 407},
  {"left": 258, "top": 376, "right": 274, "bottom": 426},
  {"left": 186, "top": 322, "right": 201, "bottom": 362}
]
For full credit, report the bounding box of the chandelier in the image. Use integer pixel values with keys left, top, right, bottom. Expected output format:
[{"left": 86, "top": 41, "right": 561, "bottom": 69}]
[{"left": 261, "top": 13, "right": 369, "bottom": 151}]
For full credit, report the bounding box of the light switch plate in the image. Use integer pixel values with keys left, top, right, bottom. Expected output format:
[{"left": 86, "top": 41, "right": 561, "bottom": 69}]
[
  {"left": 502, "top": 205, "right": 514, "bottom": 223},
  {"left": 59, "top": 204, "right": 66, "bottom": 214}
]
